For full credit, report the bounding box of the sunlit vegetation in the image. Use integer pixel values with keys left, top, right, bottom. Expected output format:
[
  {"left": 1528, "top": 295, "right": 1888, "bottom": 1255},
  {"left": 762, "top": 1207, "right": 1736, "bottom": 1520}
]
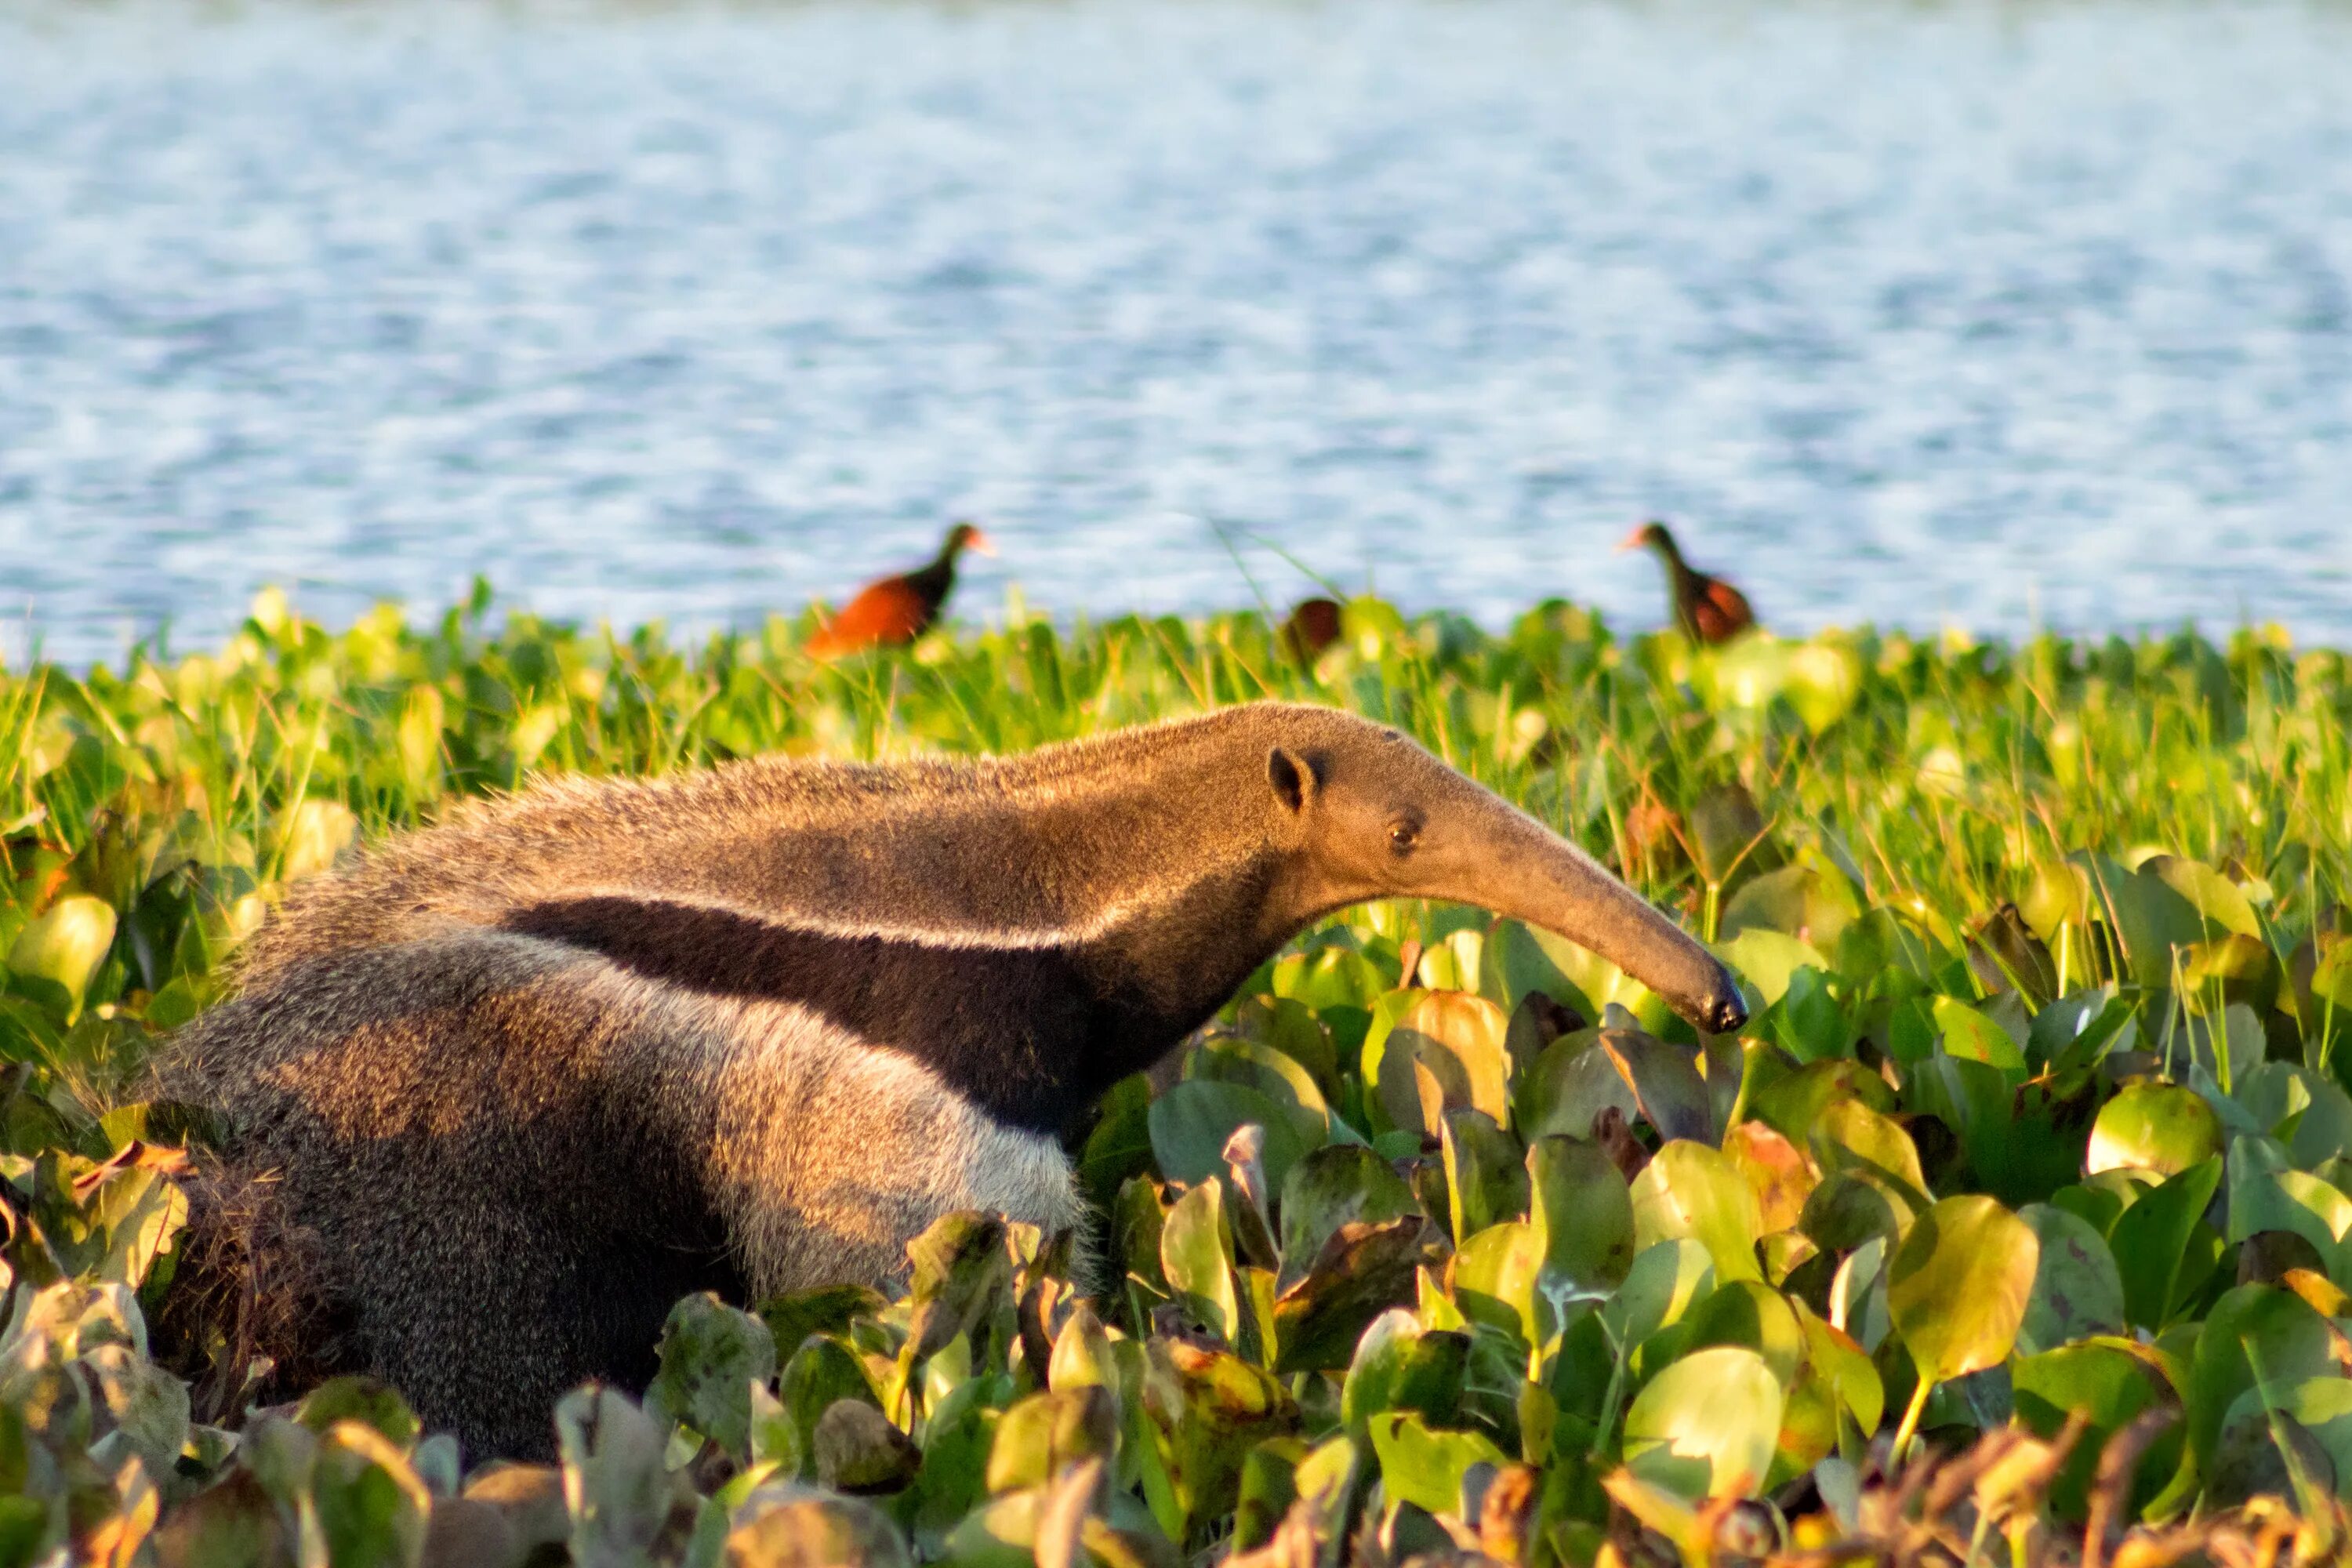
[{"left": 7, "top": 584, "right": 2352, "bottom": 1565}]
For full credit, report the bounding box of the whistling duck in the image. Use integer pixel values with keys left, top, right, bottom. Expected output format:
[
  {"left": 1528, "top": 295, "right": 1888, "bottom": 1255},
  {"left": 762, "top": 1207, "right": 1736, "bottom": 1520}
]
[
  {"left": 1618, "top": 521, "right": 1755, "bottom": 645},
  {"left": 806, "top": 521, "right": 994, "bottom": 659},
  {"left": 1280, "top": 597, "right": 1345, "bottom": 664}
]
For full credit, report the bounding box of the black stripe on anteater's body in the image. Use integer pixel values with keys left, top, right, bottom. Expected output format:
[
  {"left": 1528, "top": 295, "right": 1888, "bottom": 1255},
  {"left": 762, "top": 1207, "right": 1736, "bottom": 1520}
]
[{"left": 167, "top": 702, "right": 1744, "bottom": 1460}]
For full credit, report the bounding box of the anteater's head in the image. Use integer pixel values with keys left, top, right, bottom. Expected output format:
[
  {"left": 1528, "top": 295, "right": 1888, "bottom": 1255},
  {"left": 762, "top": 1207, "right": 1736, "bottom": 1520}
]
[{"left": 1258, "top": 708, "right": 1748, "bottom": 1036}]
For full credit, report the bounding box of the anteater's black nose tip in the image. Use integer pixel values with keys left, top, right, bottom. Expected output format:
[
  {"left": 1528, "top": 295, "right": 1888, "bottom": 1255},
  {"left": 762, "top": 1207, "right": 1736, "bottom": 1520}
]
[{"left": 1709, "top": 993, "right": 1750, "bottom": 1035}]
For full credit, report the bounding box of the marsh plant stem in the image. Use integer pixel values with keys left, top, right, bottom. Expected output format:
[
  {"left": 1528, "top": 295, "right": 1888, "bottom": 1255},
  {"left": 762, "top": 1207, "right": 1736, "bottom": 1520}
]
[{"left": 1890, "top": 1377, "right": 1935, "bottom": 1466}]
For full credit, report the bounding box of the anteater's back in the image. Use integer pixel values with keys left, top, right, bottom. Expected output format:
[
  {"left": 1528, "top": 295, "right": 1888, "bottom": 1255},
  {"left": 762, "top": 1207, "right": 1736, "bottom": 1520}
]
[{"left": 230, "top": 751, "right": 978, "bottom": 989}]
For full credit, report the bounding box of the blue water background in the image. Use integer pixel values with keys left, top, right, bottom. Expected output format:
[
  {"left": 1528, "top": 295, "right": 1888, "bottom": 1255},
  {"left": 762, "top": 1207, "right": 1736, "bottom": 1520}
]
[{"left": 3, "top": 0, "right": 2350, "bottom": 665}]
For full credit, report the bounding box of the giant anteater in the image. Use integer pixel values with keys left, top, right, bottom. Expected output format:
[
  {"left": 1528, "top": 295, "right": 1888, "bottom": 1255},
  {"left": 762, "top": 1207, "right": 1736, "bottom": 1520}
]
[{"left": 167, "top": 701, "right": 1745, "bottom": 1457}]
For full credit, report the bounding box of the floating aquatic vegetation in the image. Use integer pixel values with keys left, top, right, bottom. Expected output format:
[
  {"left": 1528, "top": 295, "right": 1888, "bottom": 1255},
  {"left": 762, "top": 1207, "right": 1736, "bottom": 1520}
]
[{"left": 4, "top": 588, "right": 2352, "bottom": 1563}]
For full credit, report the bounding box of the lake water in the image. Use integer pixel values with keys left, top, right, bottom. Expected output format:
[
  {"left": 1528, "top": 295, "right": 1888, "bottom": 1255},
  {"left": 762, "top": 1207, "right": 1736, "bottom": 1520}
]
[{"left": 4, "top": 0, "right": 2351, "bottom": 667}]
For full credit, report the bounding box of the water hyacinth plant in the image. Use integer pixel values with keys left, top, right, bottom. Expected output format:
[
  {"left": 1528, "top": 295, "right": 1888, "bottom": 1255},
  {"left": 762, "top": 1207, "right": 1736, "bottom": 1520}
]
[{"left": 6, "top": 585, "right": 2352, "bottom": 1565}]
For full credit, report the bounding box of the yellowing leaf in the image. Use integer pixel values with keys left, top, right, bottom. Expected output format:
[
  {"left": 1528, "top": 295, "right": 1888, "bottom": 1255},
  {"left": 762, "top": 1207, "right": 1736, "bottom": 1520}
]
[
  {"left": 1887, "top": 1196, "right": 2038, "bottom": 1384},
  {"left": 1632, "top": 1142, "right": 1762, "bottom": 1283},
  {"left": 1623, "top": 1346, "right": 1785, "bottom": 1501}
]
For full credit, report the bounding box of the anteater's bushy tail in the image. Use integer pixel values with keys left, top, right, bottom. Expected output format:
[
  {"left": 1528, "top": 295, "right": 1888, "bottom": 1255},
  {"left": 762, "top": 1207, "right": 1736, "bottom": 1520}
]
[{"left": 154, "top": 1156, "right": 355, "bottom": 1425}]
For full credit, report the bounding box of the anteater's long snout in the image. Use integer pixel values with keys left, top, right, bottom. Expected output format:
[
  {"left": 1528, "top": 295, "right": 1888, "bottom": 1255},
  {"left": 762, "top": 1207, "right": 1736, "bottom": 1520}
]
[{"left": 1464, "top": 806, "right": 1749, "bottom": 1036}]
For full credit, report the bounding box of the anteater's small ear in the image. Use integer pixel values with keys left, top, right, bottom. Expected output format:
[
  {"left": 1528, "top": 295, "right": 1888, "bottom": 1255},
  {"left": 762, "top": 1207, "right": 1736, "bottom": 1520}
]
[{"left": 1268, "top": 746, "right": 1318, "bottom": 815}]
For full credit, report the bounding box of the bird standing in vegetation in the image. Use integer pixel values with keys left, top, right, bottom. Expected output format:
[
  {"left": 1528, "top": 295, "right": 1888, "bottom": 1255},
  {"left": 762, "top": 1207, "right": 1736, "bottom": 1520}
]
[
  {"left": 805, "top": 521, "right": 993, "bottom": 659},
  {"left": 1618, "top": 520, "right": 1755, "bottom": 644},
  {"left": 1279, "top": 597, "right": 1345, "bottom": 665}
]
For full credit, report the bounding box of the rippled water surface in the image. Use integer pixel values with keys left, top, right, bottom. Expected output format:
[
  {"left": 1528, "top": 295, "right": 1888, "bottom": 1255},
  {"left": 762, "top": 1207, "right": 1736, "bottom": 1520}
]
[{"left": 4, "top": 0, "right": 2351, "bottom": 665}]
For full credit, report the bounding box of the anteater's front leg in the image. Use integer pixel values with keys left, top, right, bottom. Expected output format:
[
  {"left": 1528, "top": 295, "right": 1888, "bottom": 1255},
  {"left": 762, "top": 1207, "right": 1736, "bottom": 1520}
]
[{"left": 691, "top": 999, "right": 1087, "bottom": 1297}]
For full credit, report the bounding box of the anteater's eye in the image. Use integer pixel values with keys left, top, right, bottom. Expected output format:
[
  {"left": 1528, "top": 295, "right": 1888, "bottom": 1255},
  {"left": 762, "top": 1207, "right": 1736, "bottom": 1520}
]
[{"left": 1387, "top": 821, "right": 1419, "bottom": 856}]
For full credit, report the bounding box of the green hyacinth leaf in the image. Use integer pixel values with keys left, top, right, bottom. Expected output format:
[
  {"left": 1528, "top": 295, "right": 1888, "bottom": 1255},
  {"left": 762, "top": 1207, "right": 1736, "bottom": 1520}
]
[
  {"left": 1933, "top": 996, "right": 2026, "bottom": 1073},
  {"left": 1450, "top": 1219, "right": 1543, "bottom": 1349},
  {"left": 902, "top": 1210, "right": 1014, "bottom": 1371},
  {"left": 2205, "top": 1408, "right": 2338, "bottom": 1513},
  {"left": 1599, "top": 1029, "right": 1715, "bottom": 1144},
  {"left": 2238, "top": 1062, "right": 2352, "bottom": 1167},
  {"left": 1515, "top": 1028, "right": 1635, "bottom": 1143},
  {"left": 2111, "top": 1156, "right": 2224, "bottom": 1330},
  {"left": 1415, "top": 925, "right": 1483, "bottom": 993},
  {"left": 1356, "top": 989, "right": 1430, "bottom": 1116},
  {"left": 2013, "top": 1204, "right": 2126, "bottom": 1356},
  {"left": 775, "top": 1336, "right": 883, "bottom": 1482},
  {"left": 1076, "top": 1072, "right": 1156, "bottom": 1218},
  {"left": 1365, "top": 1410, "right": 1510, "bottom": 1515},
  {"left": 2143, "top": 855, "right": 2263, "bottom": 940},
  {"left": 757, "top": 1283, "right": 887, "bottom": 1367},
  {"left": 1385, "top": 990, "right": 1512, "bottom": 1134},
  {"left": 1770, "top": 965, "right": 1850, "bottom": 1064},
  {"left": 2180, "top": 934, "right": 2281, "bottom": 1016},
  {"left": 1748, "top": 1058, "right": 1896, "bottom": 1145},
  {"left": 1232, "top": 1439, "right": 1306, "bottom": 1553},
  {"left": 732, "top": 1493, "right": 913, "bottom": 1568},
  {"left": 1340, "top": 1309, "right": 1468, "bottom": 1433},
  {"left": 2227, "top": 1167, "right": 2352, "bottom": 1283},
  {"left": 1272, "top": 945, "right": 1388, "bottom": 1014},
  {"left": 645, "top": 1292, "right": 778, "bottom": 1464},
  {"left": 2087, "top": 1082, "right": 2223, "bottom": 1177},
  {"left": 310, "top": 1421, "right": 431, "bottom": 1568},
  {"left": 1718, "top": 861, "right": 1856, "bottom": 946},
  {"left": 1798, "top": 1169, "right": 1906, "bottom": 1255},
  {"left": 1714, "top": 929, "right": 1825, "bottom": 1009},
  {"left": 1527, "top": 1134, "right": 1636, "bottom": 1300},
  {"left": 556, "top": 1386, "right": 673, "bottom": 1566},
  {"left": 814, "top": 1399, "right": 921, "bottom": 1495},
  {"left": 1623, "top": 1345, "right": 1786, "bottom": 1501},
  {"left": 1808, "top": 1098, "right": 1931, "bottom": 1218},
  {"left": 7, "top": 893, "right": 116, "bottom": 1021},
  {"left": 1047, "top": 1301, "right": 1116, "bottom": 1396},
  {"left": 1796, "top": 1301, "right": 1883, "bottom": 1436},
  {"left": 1886, "top": 1195, "right": 2038, "bottom": 1385},
  {"left": 1234, "top": 993, "right": 1341, "bottom": 1088},
  {"left": 1679, "top": 1279, "right": 1805, "bottom": 1387},
  {"left": 1439, "top": 1108, "right": 1528, "bottom": 1242},
  {"left": 1632, "top": 1141, "right": 1763, "bottom": 1283},
  {"left": 2011, "top": 1338, "right": 2179, "bottom": 1519},
  {"left": 1189, "top": 1034, "right": 1330, "bottom": 1149},
  {"left": 2216, "top": 1378, "right": 2352, "bottom": 1506},
  {"left": 1482, "top": 917, "right": 1594, "bottom": 1021},
  {"left": 983, "top": 1387, "right": 1117, "bottom": 1494},
  {"left": 2081, "top": 853, "right": 2204, "bottom": 989},
  {"left": 1521, "top": 925, "right": 1661, "bottom": 1024},
  {"left": 1160, "top": 1178, "right": 1241, "bottom": 1345},
  {"left": 1276, "top": 1143, "right": 1418, "bottom": 1291},
  {"left": 1271, "top": 1218, "right": 1431, "bottom": 1374},
  {"left": 1143, "top": 1338, "right": 1299, "bottom": 1544},
  {"left": 1602, "top": 1240, "right": 1719, "bottom": 1354},
  {"left": 1150, "top": 1080, "right": 1307, "bottom": 1190},
  {"left": 84, "top": 1342, "right": 191, "bottom": 1483},
  {"left": 1722, "top": 1120, "right": 1817, "bottom": 1236},
  {"left": 285, "top": 1377, "right": 417, "bottom": 1451},
  {"left": 2187, "top": 1283, "right": 2339, "bottom": 1485}
]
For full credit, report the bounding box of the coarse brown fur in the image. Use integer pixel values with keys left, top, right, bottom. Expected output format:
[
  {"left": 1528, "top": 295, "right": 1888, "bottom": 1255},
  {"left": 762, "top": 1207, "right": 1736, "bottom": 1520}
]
[
  {"left": 165, "top": 702, "right": 1743, "bottom": 1460},
  {"left": 152, "top": 1161, "right": 352, "bottom": 1425}
]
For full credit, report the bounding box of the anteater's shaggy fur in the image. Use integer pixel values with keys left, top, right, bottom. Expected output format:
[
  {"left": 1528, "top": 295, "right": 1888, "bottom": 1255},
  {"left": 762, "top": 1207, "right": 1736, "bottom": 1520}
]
[{"left": 165, "top": 702, "right": 1743, "bottom": 1458}]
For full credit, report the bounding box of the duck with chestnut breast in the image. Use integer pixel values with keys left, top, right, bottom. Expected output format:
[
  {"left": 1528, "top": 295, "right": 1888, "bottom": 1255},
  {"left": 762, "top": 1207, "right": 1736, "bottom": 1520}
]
[
  {"left": 1618, "top": 521, "right": 1755, "bottom": 645},
  {"left": 806, "top": 521, "right": 994, "bottom": 659}
]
